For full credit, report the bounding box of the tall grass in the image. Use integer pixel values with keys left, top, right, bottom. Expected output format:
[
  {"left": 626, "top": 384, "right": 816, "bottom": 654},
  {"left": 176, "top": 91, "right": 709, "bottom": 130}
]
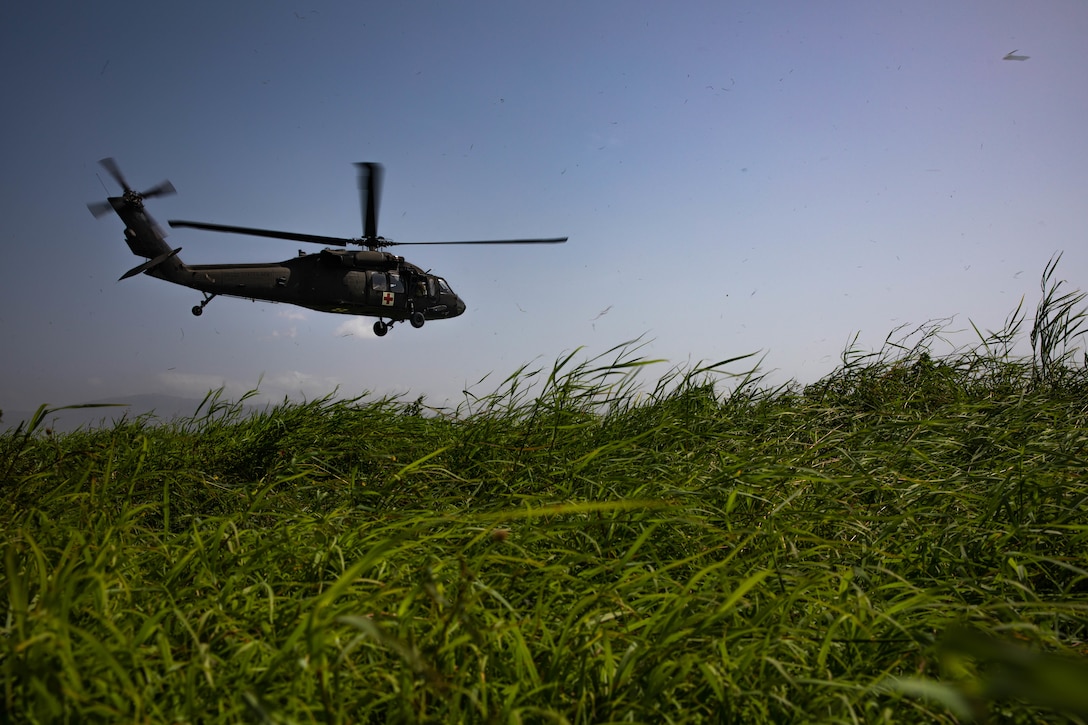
[{"left": 2, "top": 259, "right": 1087, "bottom": 723}]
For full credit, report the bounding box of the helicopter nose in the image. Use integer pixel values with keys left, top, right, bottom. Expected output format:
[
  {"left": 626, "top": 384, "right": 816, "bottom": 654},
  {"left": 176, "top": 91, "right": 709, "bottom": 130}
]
[{"left": 454, "top": 296, "right": 466, "bottom": 317}]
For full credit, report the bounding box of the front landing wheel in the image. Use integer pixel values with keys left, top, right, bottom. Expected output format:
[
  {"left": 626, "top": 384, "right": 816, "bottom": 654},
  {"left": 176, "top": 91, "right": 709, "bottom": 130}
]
[
  {"left": 192, "top": 306, "right": 203, "bottom": 317},
  {"left": 373, "top": 320, "right": 389, "bottom": 337},
  {"left": 410, "top": 312, "right": 425, "bottom": 329}
]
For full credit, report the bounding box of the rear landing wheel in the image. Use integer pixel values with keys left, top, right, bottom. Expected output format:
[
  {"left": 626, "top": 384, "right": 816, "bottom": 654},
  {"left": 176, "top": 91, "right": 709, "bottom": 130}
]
[
  {"left": 373, "top": 320, "right": 389, "bottom": 337},
  {"left": 192, "top": 293, "right": 216, "bottom": 317}
]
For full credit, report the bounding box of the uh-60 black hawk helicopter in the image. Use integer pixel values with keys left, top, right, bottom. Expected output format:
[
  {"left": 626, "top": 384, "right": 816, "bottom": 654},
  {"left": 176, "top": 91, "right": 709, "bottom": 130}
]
[{"left": 88, "top": 158, "right": 567, "bottom": 336}]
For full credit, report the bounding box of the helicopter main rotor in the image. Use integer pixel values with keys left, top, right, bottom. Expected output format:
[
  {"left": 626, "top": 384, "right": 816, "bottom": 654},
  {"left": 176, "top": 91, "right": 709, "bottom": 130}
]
[{"left": 168, "top": 162, "right": 567, "bottom": 250}]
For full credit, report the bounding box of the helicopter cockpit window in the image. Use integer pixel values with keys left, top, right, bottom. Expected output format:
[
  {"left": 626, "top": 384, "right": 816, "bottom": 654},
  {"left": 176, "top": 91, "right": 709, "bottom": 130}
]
[{"left": 437, "top": 277, "right": 454, "bottom": 295}]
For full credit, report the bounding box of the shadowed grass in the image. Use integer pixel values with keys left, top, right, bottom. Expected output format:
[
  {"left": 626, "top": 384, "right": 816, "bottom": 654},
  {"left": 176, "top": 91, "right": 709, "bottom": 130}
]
[{"left": 3, "top": 260, "right": 1088, "bottom": 723}]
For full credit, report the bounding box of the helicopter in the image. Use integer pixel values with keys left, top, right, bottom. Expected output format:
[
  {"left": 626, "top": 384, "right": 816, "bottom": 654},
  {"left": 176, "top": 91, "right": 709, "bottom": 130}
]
[{"left": 88, "top": 159, "right": 567, "bottom": 336}]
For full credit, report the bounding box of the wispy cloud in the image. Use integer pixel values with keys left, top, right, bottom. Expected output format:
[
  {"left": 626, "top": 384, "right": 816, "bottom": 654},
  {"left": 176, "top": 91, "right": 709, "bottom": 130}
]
[
  {"left": 262, "top": 310, "right": 305, "bottom": 340},
  {"left": 334, "top": 318, "right": 377, "bottom": 339},
  {"left": 278, "top": 310, "right": 307, "bottom": 321}
]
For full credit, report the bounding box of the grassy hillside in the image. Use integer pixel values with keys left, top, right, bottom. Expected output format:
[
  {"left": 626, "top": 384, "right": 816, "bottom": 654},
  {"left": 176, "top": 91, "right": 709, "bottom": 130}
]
[{"left": 3, "top": 266, "right": 1087, "bottom": 722}]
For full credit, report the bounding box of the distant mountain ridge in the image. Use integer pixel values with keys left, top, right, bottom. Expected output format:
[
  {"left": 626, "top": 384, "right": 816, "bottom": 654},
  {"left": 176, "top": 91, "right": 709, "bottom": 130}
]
[{"left": 2, "top": 394, "right": 259, "bottom": 433}]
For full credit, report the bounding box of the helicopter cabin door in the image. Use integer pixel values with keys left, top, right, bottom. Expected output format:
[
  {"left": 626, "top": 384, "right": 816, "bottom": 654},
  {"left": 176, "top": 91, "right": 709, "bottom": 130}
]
[{"left": 368, "top": 271, "right": 407, "bottom": 315}]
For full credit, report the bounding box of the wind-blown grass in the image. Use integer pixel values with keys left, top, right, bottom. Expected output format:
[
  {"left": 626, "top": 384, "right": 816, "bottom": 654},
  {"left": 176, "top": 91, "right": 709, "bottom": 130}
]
[{"left": 3, "top": 259, "right": 1087, "bottom": 723}]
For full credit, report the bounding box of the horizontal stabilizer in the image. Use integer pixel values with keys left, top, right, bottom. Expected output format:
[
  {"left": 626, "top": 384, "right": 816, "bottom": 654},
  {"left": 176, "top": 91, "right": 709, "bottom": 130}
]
[{"left": 119, "top": 247, "right": 182, "bottom": 281}]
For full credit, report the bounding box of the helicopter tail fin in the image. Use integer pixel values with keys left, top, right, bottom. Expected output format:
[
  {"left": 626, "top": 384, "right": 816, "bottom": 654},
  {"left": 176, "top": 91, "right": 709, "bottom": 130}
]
[{"left": 119, "top": 247, "right": 183, "bottom": 281}]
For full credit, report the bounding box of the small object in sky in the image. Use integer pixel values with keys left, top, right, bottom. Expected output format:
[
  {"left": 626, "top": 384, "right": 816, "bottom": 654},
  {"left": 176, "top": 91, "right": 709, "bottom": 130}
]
[{"left": 1003, "top": 50, "right": 1029, "bottom": 61}]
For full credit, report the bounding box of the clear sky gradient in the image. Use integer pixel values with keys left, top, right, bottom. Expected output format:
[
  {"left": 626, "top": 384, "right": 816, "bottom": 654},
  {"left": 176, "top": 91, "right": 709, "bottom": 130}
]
[{"left": 2, "top": 1, "right": 1086, "bottom": 411}]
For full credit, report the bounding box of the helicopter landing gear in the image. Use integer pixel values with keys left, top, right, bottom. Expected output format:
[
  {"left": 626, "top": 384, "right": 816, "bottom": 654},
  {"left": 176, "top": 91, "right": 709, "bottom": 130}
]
[
  {"left": 192, "top": 293, "right": 217, "bottom": 317},
  {"left": 373, "top": 311, "right": 425, "bottom": 337}
]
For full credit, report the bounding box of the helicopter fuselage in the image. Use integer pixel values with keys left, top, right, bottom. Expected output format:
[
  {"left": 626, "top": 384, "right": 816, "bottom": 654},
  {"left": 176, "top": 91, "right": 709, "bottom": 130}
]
[
  {"left": 107, "top": 195, "right": 465, "bottom": 328},
  {"left": 91, "top": 158, "right": 563, "bottom": 335},
  {"left": 176, "top": 250, "right": 466, "bottom": 321}
]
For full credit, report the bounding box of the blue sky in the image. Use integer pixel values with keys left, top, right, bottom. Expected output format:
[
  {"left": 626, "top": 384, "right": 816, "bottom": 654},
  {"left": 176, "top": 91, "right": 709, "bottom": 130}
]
[{"left": 2, "top": 1, "right": 1086, "bottom": 412}]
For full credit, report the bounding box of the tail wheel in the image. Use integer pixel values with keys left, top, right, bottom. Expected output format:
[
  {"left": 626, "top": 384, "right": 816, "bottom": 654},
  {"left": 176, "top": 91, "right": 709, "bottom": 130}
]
[{"left": 192, "top": 293, "right": 216, "bottom": 317}]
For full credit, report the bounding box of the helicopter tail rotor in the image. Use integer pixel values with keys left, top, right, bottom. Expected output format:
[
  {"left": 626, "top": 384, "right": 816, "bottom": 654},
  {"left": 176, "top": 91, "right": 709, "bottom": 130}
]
[
  {"left": 87, "top": 200, "right": 115, "bottom": 218},
  {"left": 138, "top": 179, "right": 177, "bottom": 200},
  {"left": 87, "top": 157, "right": 176, "bottom": 217}
]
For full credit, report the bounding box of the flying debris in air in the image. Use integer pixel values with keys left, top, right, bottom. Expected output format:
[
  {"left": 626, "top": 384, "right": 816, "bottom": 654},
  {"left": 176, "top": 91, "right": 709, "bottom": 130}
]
[{"left": 1003, "top": 50, "right": 1030, "bottom": 61}]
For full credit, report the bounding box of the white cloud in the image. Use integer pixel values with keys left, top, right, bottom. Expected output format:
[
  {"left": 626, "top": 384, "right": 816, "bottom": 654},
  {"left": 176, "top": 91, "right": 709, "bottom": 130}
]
[
  {"left": 261, "top": 310, "right": 306, "bottom": 340},
  {"left": 278, "top": 310, "right": 307, "bottom": 321},
  {"left": 334, "top": 318, "right": 377, "bottom": 339}
]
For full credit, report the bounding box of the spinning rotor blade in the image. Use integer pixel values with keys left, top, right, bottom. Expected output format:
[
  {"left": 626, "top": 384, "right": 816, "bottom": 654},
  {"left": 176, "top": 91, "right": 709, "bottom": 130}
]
[
  {"left": 170, "top": 218, "right": 567, "bottom": 249},
  {"left": 99, "top": 157, "right": 131, "bottom": 192},
  {"left": 87, "top": 200, "right": 114, "bottom": 218},
  {"left": 170, "top": 162, "right": 564, "bottom": 249},
  {"left": 393, "top": 237, "right": 568, "bottom": 246},
  {"left": 141, "top": 180, "right": 177, "bottom": 199},
  {"left": 357, "top": 162, "right": 383, "bottom": 240},
  {"left": 169, "top": 220, "right": 353, "bottom": 247},
  {"left": 93, "top": 157, "right": 176, "bottom": 206}
]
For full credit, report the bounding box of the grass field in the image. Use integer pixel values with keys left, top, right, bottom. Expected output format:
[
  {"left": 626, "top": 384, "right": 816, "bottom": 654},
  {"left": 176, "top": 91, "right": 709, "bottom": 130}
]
[{"left": 3, "top": 261, "right": 1088, "bottom": 723}]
